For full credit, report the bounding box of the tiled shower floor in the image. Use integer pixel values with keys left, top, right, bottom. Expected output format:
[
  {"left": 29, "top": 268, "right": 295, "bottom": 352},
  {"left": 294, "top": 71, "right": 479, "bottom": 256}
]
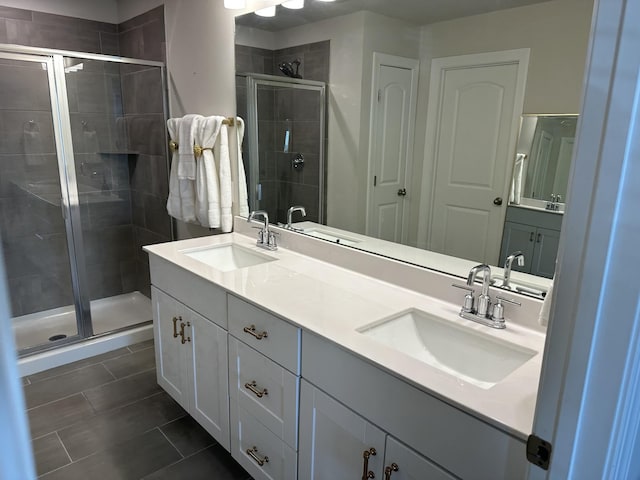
[
  {"left": 13, "top": 292, "right": 152, "bottom": 351},
  {"left": 23, "top": 340, "right": 253, "bottom": 479}
]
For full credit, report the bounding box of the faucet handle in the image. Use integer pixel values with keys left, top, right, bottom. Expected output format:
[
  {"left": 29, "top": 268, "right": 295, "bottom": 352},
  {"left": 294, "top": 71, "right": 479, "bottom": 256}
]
[
  {"left": 452, "top": 284, "right": 475, "bottom": 313},
  {"left": 491, "top": 295, "right": 522, "bottom": 322}
]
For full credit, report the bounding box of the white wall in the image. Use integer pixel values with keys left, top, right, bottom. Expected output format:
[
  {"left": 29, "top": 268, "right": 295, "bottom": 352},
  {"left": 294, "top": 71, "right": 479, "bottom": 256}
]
[
  {"left": 0, "top": 0, "right": 118, "bottom": 23},
  {"left": 116, "top": 0, "right": 163, "bottom": 23}
]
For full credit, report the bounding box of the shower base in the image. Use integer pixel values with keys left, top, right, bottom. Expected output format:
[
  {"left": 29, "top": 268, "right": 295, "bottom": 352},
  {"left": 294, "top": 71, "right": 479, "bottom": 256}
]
[{"left": 12, "top": 291, "right": 152, "bottom": 351}]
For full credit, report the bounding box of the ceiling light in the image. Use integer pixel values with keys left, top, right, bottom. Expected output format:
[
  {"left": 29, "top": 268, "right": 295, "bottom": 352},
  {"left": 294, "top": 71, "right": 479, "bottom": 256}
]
[
  {"left": 282, "top": 0, "right": 304, "bottom": 8},
  {"left": 255, "top": 5, "right": 276, "bottom": 17},
  {"left": 223, "top": 0, "right": 246, "bottom": 9}
]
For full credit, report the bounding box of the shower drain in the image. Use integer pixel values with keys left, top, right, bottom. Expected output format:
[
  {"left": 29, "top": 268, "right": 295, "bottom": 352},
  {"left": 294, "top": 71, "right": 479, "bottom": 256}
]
[{"left": 48, "top": 334, "right": 67, "bottom": 341}]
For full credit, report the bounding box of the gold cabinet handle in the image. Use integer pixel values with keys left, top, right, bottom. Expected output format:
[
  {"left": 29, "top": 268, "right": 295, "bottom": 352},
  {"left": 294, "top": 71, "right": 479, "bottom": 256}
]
[
  {"left": 384, "top": 463, "right": 399, "bottom": 480},
  {"left": 362, "top": 447, "right": 377, "bottom": 479},
  {"left": 246, "top": 446, "right": 269, "bottom": 466},
  {"left": 179, "top": 321, "right": 191, "bottom": 344},
  {"left": 172, "top": 316, "right": 181, "bottom": 338},
  {"left": 244, "top": 380, "right": 268, "bottom": 398},
  {"left": 243, "top": 324, "right": 268, "bottom": 340}
]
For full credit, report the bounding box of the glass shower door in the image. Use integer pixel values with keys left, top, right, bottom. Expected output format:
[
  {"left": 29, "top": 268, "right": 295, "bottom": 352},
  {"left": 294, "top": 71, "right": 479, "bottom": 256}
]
[
  {"left": 0, "top": 53, "right": 81, "bottom": 351},
  {"left": 62, "top": 56, "right": 167, "bottom": 336}
]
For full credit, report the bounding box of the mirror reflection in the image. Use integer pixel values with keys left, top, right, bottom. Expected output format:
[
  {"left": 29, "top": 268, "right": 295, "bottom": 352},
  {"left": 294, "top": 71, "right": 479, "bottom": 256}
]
[{"left": 234, "top": 0, "right": 594, "bottom": 295}]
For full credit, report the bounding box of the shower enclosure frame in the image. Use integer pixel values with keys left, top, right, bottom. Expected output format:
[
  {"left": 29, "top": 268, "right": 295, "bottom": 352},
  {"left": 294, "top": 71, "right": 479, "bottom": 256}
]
[
  {"left": 244, "top": 73, "right": 326, "bottom": 223},
  {"left": 0, "top": 43, "right": 171, "bottom": 357}
]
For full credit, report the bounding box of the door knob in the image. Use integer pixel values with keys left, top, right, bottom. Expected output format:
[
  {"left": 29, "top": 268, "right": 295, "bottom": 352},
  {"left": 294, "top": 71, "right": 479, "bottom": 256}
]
[
  {"left": 397, "top": 188, "right": 407, "bottom": 197},
  {"left": 493, "top": 197, "right": 503, "bottom": 205}
]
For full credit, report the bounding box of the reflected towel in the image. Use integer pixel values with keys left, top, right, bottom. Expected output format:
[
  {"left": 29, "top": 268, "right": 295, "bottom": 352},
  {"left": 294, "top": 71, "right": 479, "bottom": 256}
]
[
  {"left": 538, "top": 275, "right": 554, "bottom": 327},
  {"left": 195, "top": 116, "right": 223, "bottom": 228},
  {"left": 235, "top": 117, "right": 250, "bottom": 218},
  {"left": 509, "top": 153, "right": 527, "bottom": 204}
]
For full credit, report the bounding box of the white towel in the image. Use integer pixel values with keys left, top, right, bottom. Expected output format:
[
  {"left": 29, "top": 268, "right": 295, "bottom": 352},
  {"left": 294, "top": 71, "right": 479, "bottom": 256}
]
[
  {"left": 538, "top": 275, "right": 554, "bottom": 327},
  {"left": 177, "top": 114, "right": 200, "bottom": 180},
  {"left": 509, "top": 153, "right": 526, "bottom": 204},
  {"left": 195, "top": 116, "right": 223, "bottom": 228},
  {"left": 235, "top": 117, "right": 250, "bottom": 218},
  {"left": 217, "top": 123, "right": 234, "bottom": 232},
  {"left": 166, "top": 117, "right": 197, "bottom": 224}
]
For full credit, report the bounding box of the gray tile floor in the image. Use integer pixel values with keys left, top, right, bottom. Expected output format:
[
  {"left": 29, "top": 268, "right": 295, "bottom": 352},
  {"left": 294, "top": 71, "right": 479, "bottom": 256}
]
[{"left": 23, "top": 340, "right": 252, "bottom": 479}]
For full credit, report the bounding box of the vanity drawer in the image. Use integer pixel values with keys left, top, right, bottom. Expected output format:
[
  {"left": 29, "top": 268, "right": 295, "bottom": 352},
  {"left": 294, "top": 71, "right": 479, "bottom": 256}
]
[
  {"left": 230, "top": 403, "right": 297, "bottom": 480},
  {"left": 228, "top": 295, "right": 301, "bottom": 374},
  {"left": 149, "top": 255, "right": 227, "bottom": 329},
  {"left": 229, "top": 336, "right": 299, "bottom": 449}
]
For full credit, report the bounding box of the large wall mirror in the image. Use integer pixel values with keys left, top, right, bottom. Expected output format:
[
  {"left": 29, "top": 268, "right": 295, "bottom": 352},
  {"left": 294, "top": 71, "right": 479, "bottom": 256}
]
[{"left": 234, "top": 0, "right": 594, "bottom": 297}]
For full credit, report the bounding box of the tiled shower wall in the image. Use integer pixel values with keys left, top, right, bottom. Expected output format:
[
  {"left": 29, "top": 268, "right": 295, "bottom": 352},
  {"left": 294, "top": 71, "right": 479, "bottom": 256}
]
[
  {"left": 0, "top": 6, "right": 168, "bottom": 316},
  {"left": 235, "top": 41, "right": 329, "bottom": 224}
]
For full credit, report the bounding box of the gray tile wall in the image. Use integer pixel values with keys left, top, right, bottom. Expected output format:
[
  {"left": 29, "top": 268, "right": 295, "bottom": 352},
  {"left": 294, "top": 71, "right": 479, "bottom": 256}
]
[
  {"left": 0, "top": 6, "right": 168, "bottom": 316},
  {"left": 235, "top": 41, "right": 328, "bottom": 224}
]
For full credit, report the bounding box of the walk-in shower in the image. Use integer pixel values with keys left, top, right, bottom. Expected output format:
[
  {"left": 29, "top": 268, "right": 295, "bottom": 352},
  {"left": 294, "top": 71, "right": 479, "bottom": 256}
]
[
  {"left": 239, "top": 73, "right": 326, "bottom": 224},
  {"left": 0, "top": 45, "right": 170, "bottom": 357}
]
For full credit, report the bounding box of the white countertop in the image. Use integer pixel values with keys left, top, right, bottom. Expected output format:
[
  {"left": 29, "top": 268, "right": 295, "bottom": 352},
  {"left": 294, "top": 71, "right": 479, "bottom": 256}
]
[{"left": 145, "top": 232, "right": 545, "bottom": 441}]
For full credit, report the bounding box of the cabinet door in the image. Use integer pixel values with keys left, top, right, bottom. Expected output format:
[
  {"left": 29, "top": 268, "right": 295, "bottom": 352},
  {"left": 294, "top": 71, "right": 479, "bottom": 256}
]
[
  {"left": 382, "top": 436, "right": 458, "bottom": 480},
  {"left": 151, "top": 287, "right": 189, "bottom": 409},
  {"left": 298, "top": 380, "right": 386, "bottom": 480},
  {"left": 188, "top": 311, "right": 230, "bottom": 451},
  {"left": 530, "top": 227, "right": 561, "bottom": 278},
  {"left": 499, "top": 221, "right": 535, "bottom": 272}
]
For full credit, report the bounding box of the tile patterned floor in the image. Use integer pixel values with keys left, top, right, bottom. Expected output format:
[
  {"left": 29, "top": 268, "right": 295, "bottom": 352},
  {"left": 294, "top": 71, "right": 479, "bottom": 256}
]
[{"left": 23, "top": 340, "right": 252, "bottom": 479}]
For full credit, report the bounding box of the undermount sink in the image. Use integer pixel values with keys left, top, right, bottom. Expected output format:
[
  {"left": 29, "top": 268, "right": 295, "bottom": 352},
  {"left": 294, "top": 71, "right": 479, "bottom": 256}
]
[
  {"left": 181, "top": 243, "right": 277, "bottom": 272},
  {"left": 301, "top": 228, "right": 360, "bottom": 246},
  {"left": 358, "top": 308, "right": 537, "bottom": 389}
]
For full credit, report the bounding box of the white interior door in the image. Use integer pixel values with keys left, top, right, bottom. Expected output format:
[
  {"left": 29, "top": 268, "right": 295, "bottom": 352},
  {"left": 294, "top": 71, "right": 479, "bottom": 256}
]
[
  {"left": 424, "top": 50, "right": 528, "bottom": 265},
  {"left": 367, "top": 53, "right": 418, "bottom": 243},
  {"left": 530, "top": 130, "right": 554, "bottom": 198}
]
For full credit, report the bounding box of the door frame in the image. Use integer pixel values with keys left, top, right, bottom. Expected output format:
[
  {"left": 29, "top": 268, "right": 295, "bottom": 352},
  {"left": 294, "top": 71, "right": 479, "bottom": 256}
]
[
  {"left": 365, "top": 52, "right": 419, "bottom": 243},
  {"left": 416, "top": 48, "right": 530, "bottom": 251}
]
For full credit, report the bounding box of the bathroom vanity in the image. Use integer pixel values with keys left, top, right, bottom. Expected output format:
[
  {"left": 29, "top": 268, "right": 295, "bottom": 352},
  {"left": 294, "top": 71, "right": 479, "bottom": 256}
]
[{"left": 144, "top": 224, "right": 545, "bottom": 479}]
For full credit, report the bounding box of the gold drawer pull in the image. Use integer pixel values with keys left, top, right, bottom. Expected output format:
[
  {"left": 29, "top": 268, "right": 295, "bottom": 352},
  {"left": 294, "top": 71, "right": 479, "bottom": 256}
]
[
  {"left": 244, "top": 380, "right": 268, "bottom": 398},
  {"left": 243, "top": 324, "right": 268, "bottom": 340},
  {"left": 172, "top": 316, "right": 181, "bottom": 338},
  {"left": 179, "top": 321, "right": 191, "bottom": 344},
  {"left": 362, "top": 447, "right": 377, "bottom": 479},
  {"left": 384, "top": 463, "right": 399, "bottom": 479},
  {"left": 246, "top": 446, "right": 269, "bottom": 466}
]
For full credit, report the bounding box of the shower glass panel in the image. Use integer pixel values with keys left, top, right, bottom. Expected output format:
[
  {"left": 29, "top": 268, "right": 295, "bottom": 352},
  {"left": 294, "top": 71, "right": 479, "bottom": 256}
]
[
  {"left": 0, "top": 54, "right": 79, "bottom": 350},
  {"left": 0, "top": 45, "right": 170, "bottom": 356},
  {"left": 246, "top": 74, "right": 325, "bottom": 225},
  {"left": 63, "top": 57, "right": 169, "bottom": 337}
]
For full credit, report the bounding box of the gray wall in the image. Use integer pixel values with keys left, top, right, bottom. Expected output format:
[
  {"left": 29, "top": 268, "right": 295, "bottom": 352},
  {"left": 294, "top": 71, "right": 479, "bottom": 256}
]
[{"left": 0, "top": 5, "right": 168, "bottom": 316}]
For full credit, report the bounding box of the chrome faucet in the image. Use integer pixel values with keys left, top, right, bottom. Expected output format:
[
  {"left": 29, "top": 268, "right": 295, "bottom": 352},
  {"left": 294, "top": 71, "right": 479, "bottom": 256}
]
[
  {"left": 247, "top": 210, "right": 277, "bottom": 250},
  {"left": 286, "top": 205, "right": 306, "bottom": 230},
  {"left": 503, "top": 251, "right": 525, "bottom": 289},
  {"left": 467, "top": 264, "right": 492, "bottom": 317},
  {"left": 452, "top": 263, "right": 520, "bottom": 329}
]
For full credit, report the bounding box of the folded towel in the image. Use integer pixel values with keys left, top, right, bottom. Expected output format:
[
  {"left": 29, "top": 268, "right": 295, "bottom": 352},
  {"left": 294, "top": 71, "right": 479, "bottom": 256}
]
[
  {"left": 195, "top": 116, "right": 223, "bottom": 228},
  {"left": 509, "top": 153, "right": 526, "bottom": 204},
  {"left": 538, "top": 275, "right": 554, "bottom": 327},
  {"left": 235, "top": 117, "right": 250, "bottom": 218},
  {"left": 177, "top": 114, "right": 200, "bottom": 180},
  {"left": 166, "top": 117, "right": 197, "bottom": 224},
  {"left": 218, "top": 122, "right": 233, "bottom": 232}
]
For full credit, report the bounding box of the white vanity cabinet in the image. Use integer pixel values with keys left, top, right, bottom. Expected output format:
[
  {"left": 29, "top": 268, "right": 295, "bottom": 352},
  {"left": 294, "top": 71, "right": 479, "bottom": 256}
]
[
  {"left": 227, "top": 295, "right": 301, "bottom": 480},
  {"left": 301, "top": 332, "right": 528, "bottom": 480},
  {"left": 299, "top": 381, "right": 458, "bottom": 480},
  {"left": 151, "top": 284, "right": 230, "bottom": 451}
]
